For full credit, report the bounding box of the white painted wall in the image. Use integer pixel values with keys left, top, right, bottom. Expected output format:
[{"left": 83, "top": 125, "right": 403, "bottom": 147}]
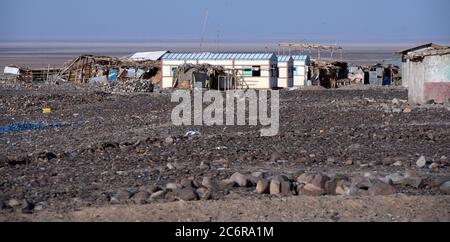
[
  {"left": 293, "top": 62, "right": 308, "bottom": 87},
  {"left": 161, "top": 59, "right": 277, "bottom": 89},
  {"left": 405, "top": 53, "right": 450, "bottom": 104},
  {"left": 278, "top": 60, "right": 293, "bottom": 88}
]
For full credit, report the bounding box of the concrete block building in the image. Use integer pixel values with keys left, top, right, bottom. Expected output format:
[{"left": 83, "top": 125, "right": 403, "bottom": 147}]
[{"left": 400, "top": 45, "right": 450, "bottom": 104}]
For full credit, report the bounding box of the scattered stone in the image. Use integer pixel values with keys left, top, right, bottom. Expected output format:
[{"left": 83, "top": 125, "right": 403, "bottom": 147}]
[
  {"left": 353, "top": 177, "right": 372, "bottom": 190},
  {"left": 256, "top": 179, "right": 270, "bottom": 194},
  {"left": 37, "top": 151, "right": 57, "bottom": 161},
  {"left": 297, "top": 173, "right": 315, "bottom": 184},
  {"left": 140, "top": 185, "right": 159, "bottom": 193},
  {"left": 150, "top": 190, "right": 166, "bottom": 200},
  {"left": 251, "top": 171, "right": 268, "bottom": 179},
  {"left": 167, "top": 163, "right": 176, "bottom": 170},
  {"left": 403, "top": 171, "right": 423, "bottom": 188},
  {"left": 34, "top": 203, "right": 44, "bottom": 211},
  {"left": 176, "top": 188, "right": 198, "bottom": 201},
  {"left": 180, "top": 178, "right": 196, "bottom": 188},
  {"left": 335, "top": 180, "right": 351, "bottom": 195},
  {"left": 416, "top": 156, "right": 427, "bottom": 168},
  {"left": 392, "top": 108, "right": 402, "bottom": 113},
  {"left": 311, "top": 174, "right": 330, "bottom": 190},
  {"left": 382, "top": 173, "right": 404, "bottom": 185},
  {"left": 344, "top": 159, "right": 353, "bottom": 165},
  {"left": 403, "top": 108, "right": 412, "bottom": 113},
  {"left": 393, "top": 161, "right": 403, "bottom": 167},
  {"left": 230, "top": 172, "right": 253, "bottom": 187},
  {"left": 270, "top": 178, "right": 281, "bottom": 195},
  {"left": 439, "top": 181, "right": 450, "bottom": 194},
  {"left": 324, "top": 179, "right": 338, "bottom": 195},
  {"left": 392, "top": 98, "right": 400, "bottom": 105},
  {"left": 301, "top": 183, "right": 325, "bottom": 196},
  {"left": 201, "top": 177, "right": 214, "bottom": 189},
  {"left": 196, "top": 188, "right": 211, "bottom": 200},
  {"left": 368, "top": 181, "right": 396, "bottom": 196},
  {"left": 429, "top": 163, "right": 439, "bottom": 172},
  {"left": 164, "top": 136, "right": 174, "bottom": 145},
  {"left": 219, "top": 179, "right": 237, "bottom": 190},
  {"left": 114, "top": 189, "right": 132, "bottom": 202},
  {"left": 166, "top": 183, "right": 178, "bottom": 191},
  {"left": 132, "top": 191, "right": 149, "bottom": 204},
  {"left": 280, "top": 180, "right": 293, "bottom": 196},
  {"left": 8, "top": 199, "right": 20, "bottom": 208},
  {"left": 21, "top": 200, "right": 35, "bottom": 214}
]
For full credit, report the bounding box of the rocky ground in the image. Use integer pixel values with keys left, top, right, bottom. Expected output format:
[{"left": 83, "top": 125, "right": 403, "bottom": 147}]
[{"left": 0, "top": 80, "right": 449, "bottom": 222}]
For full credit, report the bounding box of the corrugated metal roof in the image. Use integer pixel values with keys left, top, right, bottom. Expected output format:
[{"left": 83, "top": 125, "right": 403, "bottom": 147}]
[
  {"left": 291, "top": 55, "right": 309, "bottom": 61},
  {"left": 277, "top": 55, "right": 292, "bottom": 62},
  {"left": 128, "top": 50, "right": 169, "bottom": 61},
  {"left": 162, "top": 52, "right": 275, "bottom": 61}
]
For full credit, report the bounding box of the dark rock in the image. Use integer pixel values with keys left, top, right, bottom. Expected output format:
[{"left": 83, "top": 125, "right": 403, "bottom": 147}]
[
  {"left": 439, "top": 181, "right": 450, "bottom": 194},
  {"left": 201, "top": 177, "right": 214, "bottom": 189},
  {"left": 351, "top": 176, "right": 372, "bottom": 190},
  {"left": 280, "top": 180, "right": 293, "bottom": 196},
  {"left": 180, "top": 178, "right": 196, "bottom": 189},
  {"left": 311, "top": 174, "right": 330, "bottom": 190},
  {"left": 196, "top": 188, "right": 211, "bottom": 200},
  {"left": 324, "top": 179, "right": 338, "bottom": 195},
  {"left": 177, "top": 188, "right": 199, "bottom": 201},
  {"left": 38, "top": 152, "right": 57, "bottom": 161},
  {"left": 219, "top": 179, "right": 237, "bottom": 190},
  {"left": 132, "top": 191, "right": 150, "bottom": 204},
  {"left": 21, "top": 200, "right": 35, "bottom": 214},
  {"left": 230, "top": 172, "right": 253, "bottom": 187},
  {"left": 140, "top": 184, "right": 159, "bottom": 193},
  {"left": 5, "top": 156, "right": 30, "bottom": 166},
  {"left": 368, "top": 181, "right": 396, "bottom": 196},
  {"left": 113, "top": 189, "right": 132, "bottom": 202},
  {"left": 251, "top": 171, "right": 268, "bottom": 179}
]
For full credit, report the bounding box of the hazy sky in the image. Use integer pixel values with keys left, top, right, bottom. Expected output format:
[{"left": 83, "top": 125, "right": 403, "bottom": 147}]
[{"left": 1, "top": 0, "right": 449, "bottom": 43}]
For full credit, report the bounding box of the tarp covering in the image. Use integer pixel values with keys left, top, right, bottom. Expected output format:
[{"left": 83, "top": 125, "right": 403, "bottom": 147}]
[
  {"left": 108, "top": 69, "right": 118, "bottom": 81},
  {"left": 4, "top": 66, "right": 20, "bottom": 75},
  {"left": 129, "top": 51, "right": 168, "bottom": 61}
]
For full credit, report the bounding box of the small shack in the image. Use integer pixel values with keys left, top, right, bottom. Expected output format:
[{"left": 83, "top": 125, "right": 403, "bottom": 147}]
[
  {"left": 161, "top": 52, "right": 278, "bottom": 89},
  {"left": 401, "top": 47, "right": 450, "bottom": 104},
  {"left": 291, "top": 55, "right": 310, "bottom": 87},
  {"left": 277, "top": 55, "right": 294, "bottom": 88},
  {"left": 397, "top": 43, "right": 446, "bottom": 88},
  {"left": 56, "top": 55, "right": 161, "bottom": 84},
  {"left": 368, "top": 64, "right": 400, "bottom": 86},
  {"left": 3, "top": 65, "right": 60, "bottom": 82}
]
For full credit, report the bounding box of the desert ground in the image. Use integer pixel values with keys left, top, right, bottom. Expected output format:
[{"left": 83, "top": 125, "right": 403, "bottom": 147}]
[{"left": 0, "top": 78, "right": 449, "bottom": 222}]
